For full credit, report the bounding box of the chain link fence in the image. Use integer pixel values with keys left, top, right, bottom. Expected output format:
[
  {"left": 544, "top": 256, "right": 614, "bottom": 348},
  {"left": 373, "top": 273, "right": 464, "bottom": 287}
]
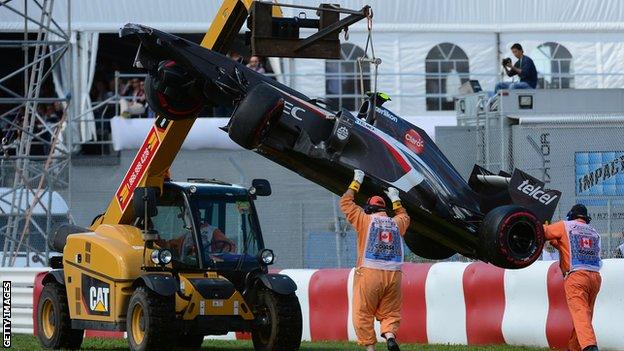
[{"left": 437, "top": 90, "right": 624, "bottom": 260}]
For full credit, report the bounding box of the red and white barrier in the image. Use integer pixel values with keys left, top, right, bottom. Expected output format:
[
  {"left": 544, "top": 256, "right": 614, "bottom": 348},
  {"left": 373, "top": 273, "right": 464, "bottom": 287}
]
[{"left": 25, "top": 260, "right": 624, "bottom": 350}]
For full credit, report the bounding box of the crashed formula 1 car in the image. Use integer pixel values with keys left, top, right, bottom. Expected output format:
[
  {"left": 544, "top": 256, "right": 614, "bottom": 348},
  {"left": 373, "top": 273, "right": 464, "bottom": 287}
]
[{"left": 123, "top": 24, "right": 561, "bottom": 269}]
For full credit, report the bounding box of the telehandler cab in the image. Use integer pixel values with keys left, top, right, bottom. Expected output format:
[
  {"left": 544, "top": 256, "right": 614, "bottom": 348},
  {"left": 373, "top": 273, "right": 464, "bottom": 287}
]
[{"left": 37, "top": 179, "right": 302, "bottom": 351}]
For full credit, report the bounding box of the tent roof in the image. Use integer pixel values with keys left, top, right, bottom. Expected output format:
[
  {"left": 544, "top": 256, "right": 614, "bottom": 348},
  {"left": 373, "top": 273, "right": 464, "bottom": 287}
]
[
  {"left": 2, "top": 0, "right": 624, "bottom": 33},
  {"left": 0, "top": 188, "right": 69, "bottom": 215}
]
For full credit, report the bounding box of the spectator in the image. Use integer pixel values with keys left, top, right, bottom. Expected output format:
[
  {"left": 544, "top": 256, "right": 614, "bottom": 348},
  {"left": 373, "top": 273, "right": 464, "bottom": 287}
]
[
  {"left": 93, "top": 81, "right": 110, "bottom": 102},
  {"left": 614, "top": 240, "right": 624, "bottom": 258},
  {"left": 119, "top": 78, "right": 146, "bottom": 117},
  {"left": 228, "top": 51, "right": 243, "bottom": 64},
  {"left": 53, "top": 101, "right": 64, "bottom": 119},
  {"left": 247, "top": 56, "right": 266, "bottom": 74},
  {"left": 495, "top": 43, "right": 538, "bottom": 92}
]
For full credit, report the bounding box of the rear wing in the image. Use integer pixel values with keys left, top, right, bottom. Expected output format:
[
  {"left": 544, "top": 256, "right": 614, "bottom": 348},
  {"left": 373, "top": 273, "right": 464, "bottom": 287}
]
[{"left": 469, "top": 165, "right": 561, "bottom": 222}]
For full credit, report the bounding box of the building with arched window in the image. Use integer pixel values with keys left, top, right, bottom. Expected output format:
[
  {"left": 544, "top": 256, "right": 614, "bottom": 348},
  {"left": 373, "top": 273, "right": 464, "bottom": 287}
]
[
  {"left": 531, "top": 42, "right": 574, "bottom": 89},
  {"left": 425, "top": 43, "right": 470, "bottom": 111},
  {"left": 325, "top": 43, "right": 370, "bottom": 111}
]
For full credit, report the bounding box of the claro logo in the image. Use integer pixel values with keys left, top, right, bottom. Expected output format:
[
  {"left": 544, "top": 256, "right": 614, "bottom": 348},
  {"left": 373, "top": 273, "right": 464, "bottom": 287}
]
[
  {"left": 404, "top": 129, "right": 424, "bottom": 154},
  {"left": 516, "top": 179, "right": 558, "bottom": 205}
]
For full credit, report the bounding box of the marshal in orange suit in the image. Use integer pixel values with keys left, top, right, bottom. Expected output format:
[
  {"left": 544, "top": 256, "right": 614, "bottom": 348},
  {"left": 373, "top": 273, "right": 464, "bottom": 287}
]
[
  {"left": 340, "top": 169, "right": 410, "bottom": 351},
  {"left": 544, "top": 204, "right": 602, "bottom": 351}
]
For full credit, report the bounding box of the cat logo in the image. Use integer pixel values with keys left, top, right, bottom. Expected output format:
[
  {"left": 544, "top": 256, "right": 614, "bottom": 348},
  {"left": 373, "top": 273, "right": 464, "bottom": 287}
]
[
  {"left": 89, "top": 286, "right": 110, "bottom": 313},
  {"left": 82, "top": 275, "right": 111, "bottom": 316}
]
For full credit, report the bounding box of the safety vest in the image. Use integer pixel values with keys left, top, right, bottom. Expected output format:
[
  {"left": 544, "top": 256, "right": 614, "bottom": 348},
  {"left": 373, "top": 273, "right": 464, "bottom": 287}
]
[
  {"left": 564, "top": 220, "right": 602, "bottom": 273},
  {"left": 362, "top": 214, "right": 403, "bottom": 271}
]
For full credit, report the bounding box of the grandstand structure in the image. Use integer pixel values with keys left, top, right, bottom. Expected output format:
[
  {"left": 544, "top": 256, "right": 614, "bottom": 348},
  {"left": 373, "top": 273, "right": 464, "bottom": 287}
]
[{"left": 0, "top": 0, "right": 72, "bottom": 266}]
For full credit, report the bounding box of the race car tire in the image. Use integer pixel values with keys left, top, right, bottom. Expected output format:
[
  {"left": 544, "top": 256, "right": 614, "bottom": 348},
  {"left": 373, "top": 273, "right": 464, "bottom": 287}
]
[
  {"left": 479, "top": 205, "right": 544, "bottom": 269},
  {"left": 144, "top": 60, "right": 203, "bottom": 120},
  {"left": 228, "top": 83, "right": 284, "bottom": 150},
  {"left": 251, "top": 290, "right": 302, "bottom": 351},
  {"left": 404, "top": 233, "right": 456, "bottom": 260}
]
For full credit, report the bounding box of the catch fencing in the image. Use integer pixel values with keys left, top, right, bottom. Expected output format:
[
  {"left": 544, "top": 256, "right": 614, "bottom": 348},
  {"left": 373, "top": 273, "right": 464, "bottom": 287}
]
[{"left": 440, "top": 89, "right": 624, "bottom": 256}]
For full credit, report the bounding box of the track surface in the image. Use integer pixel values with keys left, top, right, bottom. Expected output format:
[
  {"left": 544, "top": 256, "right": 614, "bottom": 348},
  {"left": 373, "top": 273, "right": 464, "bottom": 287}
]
[{"left": 11, "top": 335, "right": 548, "bottom": 350}]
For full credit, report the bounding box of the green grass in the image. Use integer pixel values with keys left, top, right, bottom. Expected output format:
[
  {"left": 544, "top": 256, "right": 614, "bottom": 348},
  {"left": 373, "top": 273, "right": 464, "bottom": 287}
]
[{"left": 10, "top": 334, "right": 548, "bottom": 351}]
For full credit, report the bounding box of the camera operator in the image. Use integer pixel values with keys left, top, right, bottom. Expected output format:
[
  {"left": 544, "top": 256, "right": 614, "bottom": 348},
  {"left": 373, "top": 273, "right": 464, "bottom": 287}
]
[{"left": 495, "top": 43, "right": 538, "bottom": 93}]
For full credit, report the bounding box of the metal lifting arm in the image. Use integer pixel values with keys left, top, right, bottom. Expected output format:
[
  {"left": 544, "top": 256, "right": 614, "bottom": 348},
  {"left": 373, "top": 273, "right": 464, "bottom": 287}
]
[{"left": 92, "top": 0, "right": 283, "bottom": 227}]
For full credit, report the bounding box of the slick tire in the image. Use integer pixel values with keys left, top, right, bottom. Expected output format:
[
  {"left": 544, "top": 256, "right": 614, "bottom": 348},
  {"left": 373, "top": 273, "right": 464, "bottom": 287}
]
[
  {"left": 228, "top": 83, "right": 284, "bottom": 150},
  {"left": 145, "top": 60, "right": 203, "bottom": 120},
  {"left": 404, "top": 233, "right": 456, "bottom": 260},
  {"left": 251, "top": 290, "right": 302, "bottom": 351},
  {"left": 37, "top": 281, "right": 84, "bottom": 350},
  {"left": 480, "top": 205, "right": 544, "bottom": 269},
  {"left": 127, "top": 286, "right": 175, "bottom": 351}
]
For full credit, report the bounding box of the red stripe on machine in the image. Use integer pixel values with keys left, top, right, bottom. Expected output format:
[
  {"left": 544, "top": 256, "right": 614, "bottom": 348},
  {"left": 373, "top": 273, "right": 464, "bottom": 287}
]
[
  {"left": 114, "top": 126, "right": 161, "bottom": 212},
  {"left": 463, "top": 262, "right": 506, "bottom": 345}
]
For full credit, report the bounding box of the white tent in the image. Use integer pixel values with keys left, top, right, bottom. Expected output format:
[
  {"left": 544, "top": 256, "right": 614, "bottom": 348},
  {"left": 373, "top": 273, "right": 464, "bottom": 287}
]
[{"left": 3, "top": 0, "right": 624, "bottom": 149}]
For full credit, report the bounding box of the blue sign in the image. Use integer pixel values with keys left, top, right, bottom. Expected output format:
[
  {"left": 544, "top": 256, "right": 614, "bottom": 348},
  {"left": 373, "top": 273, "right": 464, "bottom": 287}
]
[{"left": 575, "top": 152, "right": 624, "bottom": 196}]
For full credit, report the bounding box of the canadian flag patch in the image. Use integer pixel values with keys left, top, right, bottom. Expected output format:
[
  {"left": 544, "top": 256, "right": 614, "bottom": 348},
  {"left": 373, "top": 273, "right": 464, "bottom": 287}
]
[
  {"left": 380, "top": 231, "right": 393, "bottom": 243},
  {"left": 581, "top": 237, "right": 593, "bottom": 249}
]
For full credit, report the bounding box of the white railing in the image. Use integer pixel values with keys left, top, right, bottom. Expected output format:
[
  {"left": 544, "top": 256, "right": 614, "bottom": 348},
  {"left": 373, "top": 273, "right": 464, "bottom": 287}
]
[{"left": 0, "top": 267, "right": 49, "bottom": 334}]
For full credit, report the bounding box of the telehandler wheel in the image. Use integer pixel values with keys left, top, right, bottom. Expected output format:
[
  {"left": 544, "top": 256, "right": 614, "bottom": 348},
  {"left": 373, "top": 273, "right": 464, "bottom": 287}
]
[
  {"left": 251, "top": 290, "right": 302, "bottom": 351},
  {"left": 37, "top": 281, "right": 84, "bottom": 350},
  {"left": 126, "top": 286, "right": 175, "bottom": 351},
  {"left": 228, "top": 83, "right": 284, "bottom": 150}
]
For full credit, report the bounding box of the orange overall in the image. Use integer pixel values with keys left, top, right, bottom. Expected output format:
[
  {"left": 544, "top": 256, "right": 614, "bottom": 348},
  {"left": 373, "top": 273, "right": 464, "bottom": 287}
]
[
  {"left": 340, "top": 192, "right": 410, "bottom": 346},
  {"left": 544, "top": 219, "right": 602, "bottom": 351}
]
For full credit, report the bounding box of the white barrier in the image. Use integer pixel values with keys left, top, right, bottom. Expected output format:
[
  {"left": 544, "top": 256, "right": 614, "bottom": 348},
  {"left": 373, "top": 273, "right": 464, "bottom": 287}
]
[
  {"left": 3, "top": 260, "right": 623, "bottom": 350},
  {"left": 0, "top": 267, "right": 49, "bottom": 334}
]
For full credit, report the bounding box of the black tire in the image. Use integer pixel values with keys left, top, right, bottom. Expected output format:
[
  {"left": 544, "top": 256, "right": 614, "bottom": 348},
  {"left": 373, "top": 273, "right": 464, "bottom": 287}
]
[
  {"left": 145, "top": 60, "right": 203, "bottom": 120},
  {"left": 175, "top": 333, "right": 204, "bottom": 350},
  {"left": 228, "top": 83, "right": 284, "bottom": 150},
  {"left": 479, "top": 205, "right": 544, "bottom": 269},
  {"left": 252, "top": 290, "right": 302, "bottom": 351},
  {"left": 37, "top": 281, "right": 84, "bottom": 350},
  {"left": 126, "top": 286, "right": 175, "bottom": 351},
  {"left": 404, "top": 233, "right": 456, "bottom": 260}
]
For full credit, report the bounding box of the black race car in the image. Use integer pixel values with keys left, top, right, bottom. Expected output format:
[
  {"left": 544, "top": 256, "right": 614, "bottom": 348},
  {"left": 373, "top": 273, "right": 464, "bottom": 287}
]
[{"left": 123, "top": 24, "right": 561, "bottom": 269}]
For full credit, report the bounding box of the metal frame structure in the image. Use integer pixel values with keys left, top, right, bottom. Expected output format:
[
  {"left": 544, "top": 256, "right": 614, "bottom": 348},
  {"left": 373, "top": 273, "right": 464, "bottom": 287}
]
[{"left": 0, "top": 0, "right": 72, "bottom": 266}]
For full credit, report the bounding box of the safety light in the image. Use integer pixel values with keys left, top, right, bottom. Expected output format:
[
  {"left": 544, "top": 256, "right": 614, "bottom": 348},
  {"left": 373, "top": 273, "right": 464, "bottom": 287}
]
[
  {"left": 151, "top": 249, "right": 173, "bottom": 265},
  {"left": 159, "top": 249, "right": 173, "bottom": 264},
  {"left": 150, "top": 250, "right": 160, "bottom": 264},
  {"left": 259, "top": 249, "right": 275, "bottom": 265}
]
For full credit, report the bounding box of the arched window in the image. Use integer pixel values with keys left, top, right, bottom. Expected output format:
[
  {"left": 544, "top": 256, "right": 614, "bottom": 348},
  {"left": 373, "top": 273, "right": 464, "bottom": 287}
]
[
  {"left": 531, "top": 42, "right": 573, "bottom": 89},
  {"left": 425, "top": 43, "right": 469, "bottom": 111},
  {"left": 325, "top": 43, "right": 370, "bottom": 111}
]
